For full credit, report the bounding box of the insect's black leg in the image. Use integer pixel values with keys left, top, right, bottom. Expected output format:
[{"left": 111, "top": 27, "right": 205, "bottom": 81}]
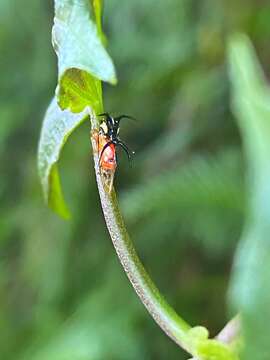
[
  {"left": 99, "top": 141, "right": 113, "bottom": 165},
  {"left": 115, "top": 146, "right": 118, "bottom": 165},
  {"left": 115, "top": 140, "right": 134, "bottom": 162}
]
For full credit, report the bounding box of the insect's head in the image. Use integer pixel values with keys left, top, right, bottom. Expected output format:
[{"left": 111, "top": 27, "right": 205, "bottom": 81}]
[
  {"left": 98, "top": 113, "right": 136, "bottom": 137},
  {"left": 98, "top": 113, "right": 114, "bottom": 135}
]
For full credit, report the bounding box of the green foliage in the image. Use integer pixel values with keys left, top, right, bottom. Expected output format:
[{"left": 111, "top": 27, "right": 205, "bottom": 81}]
[
  {"left": 121, "top": 149, "right": 244, "bottom": 255},
  {"left": 53, "top": 0, "right": 116, "bottom": 85},
  {"left": 40, "top": 1, "right": 242, "bottom": 358},
  {"left": 228, "top": 34, "right": 270, "bottom": 360},
  {"left": 38, "top": 98, "right": 90, "bottom": 218},
  {"left": 38, "top": 0, "right": 116, "bottom": 218},
  {"left": 20, "top": 268, "right": 145, "bottom": 360},
  {"left": 2, "top": 0, "right": 270, "bottom": 359},
  {"left": 58, "top": 68, "right": 103, "bottom": 114},
  {"left": 53, "top": 0, "right": 115, "bottom": 117}
]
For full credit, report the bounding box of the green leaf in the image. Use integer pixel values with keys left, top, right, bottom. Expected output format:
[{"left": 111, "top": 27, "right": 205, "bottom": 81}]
[
  {"left": 38, "top": 98, "right": 89, "bottom": 219},
  {"left": 228, "top": 34, "right": 270, "bottom": 360},
  {"left": 39, "top": 0, "right": 116, "bottom": 217},
  {"left": 58, "top": 67, "right": 103, "bottom": 113},
  {"left": 53, "top": 0, "right": 116, "bottom": 84},
  {"left": 53, "top": 0, "right": 116, "bottom": 112}
]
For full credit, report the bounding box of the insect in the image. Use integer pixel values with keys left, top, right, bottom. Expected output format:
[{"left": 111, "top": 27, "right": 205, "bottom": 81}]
[{"left": 93, "top": 113, "right": 135, "bottom": 192}]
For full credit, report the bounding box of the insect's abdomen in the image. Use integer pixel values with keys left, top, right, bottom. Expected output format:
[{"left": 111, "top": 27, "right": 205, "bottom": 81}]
[
  {"left": 97, "top": 134, "right": 117, "bottom": 193},
  {"left": 98, "top": 137, "right": 117, "bottom": 171}
]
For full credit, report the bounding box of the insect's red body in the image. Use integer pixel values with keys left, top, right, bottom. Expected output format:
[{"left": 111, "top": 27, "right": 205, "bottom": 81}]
[
  {"left": 98, "top": 134, "right": 117, "bottom": 172},
  {"left": 91, "top": 128, "right": 117, "bottom": 193},
  {"left": 92, "top": 113, "right": 135, "bottom": 193}
]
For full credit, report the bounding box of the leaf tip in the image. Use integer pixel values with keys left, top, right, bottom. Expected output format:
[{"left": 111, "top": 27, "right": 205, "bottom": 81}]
[
  {"left": 110, "top": 76, "right": 118, "bottom": 85},
  {"left": 48, "top": 164, "right": 72, "bottom": 220}
]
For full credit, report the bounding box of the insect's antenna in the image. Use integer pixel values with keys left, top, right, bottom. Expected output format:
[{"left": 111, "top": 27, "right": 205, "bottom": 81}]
[
  {"left": 98, "top": 112, "right": 110, "bottom": 118},
  {"left": 114, "top": 115, "right": 137, "bottom": 123}
]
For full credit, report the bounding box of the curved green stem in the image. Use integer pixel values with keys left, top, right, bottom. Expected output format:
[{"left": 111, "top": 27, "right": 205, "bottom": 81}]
[
  {"left": 89, "top": 112, "right": 192, "bottom": 352},
  {"left": 89, "top": 111, "right": 240, "bottom": 360}
]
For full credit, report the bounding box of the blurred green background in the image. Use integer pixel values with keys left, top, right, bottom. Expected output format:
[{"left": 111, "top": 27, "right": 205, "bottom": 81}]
[{"left": 1, "top": 1, "right": 270, "bottom": 359}]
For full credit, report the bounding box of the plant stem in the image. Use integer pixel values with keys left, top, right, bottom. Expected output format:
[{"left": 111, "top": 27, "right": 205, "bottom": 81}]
[
  {"left": 89, "top": 111, "right": 240, "bottom": 358},
  {"left": 90, "top": 113, "right": 192, "bottom": 352}
]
